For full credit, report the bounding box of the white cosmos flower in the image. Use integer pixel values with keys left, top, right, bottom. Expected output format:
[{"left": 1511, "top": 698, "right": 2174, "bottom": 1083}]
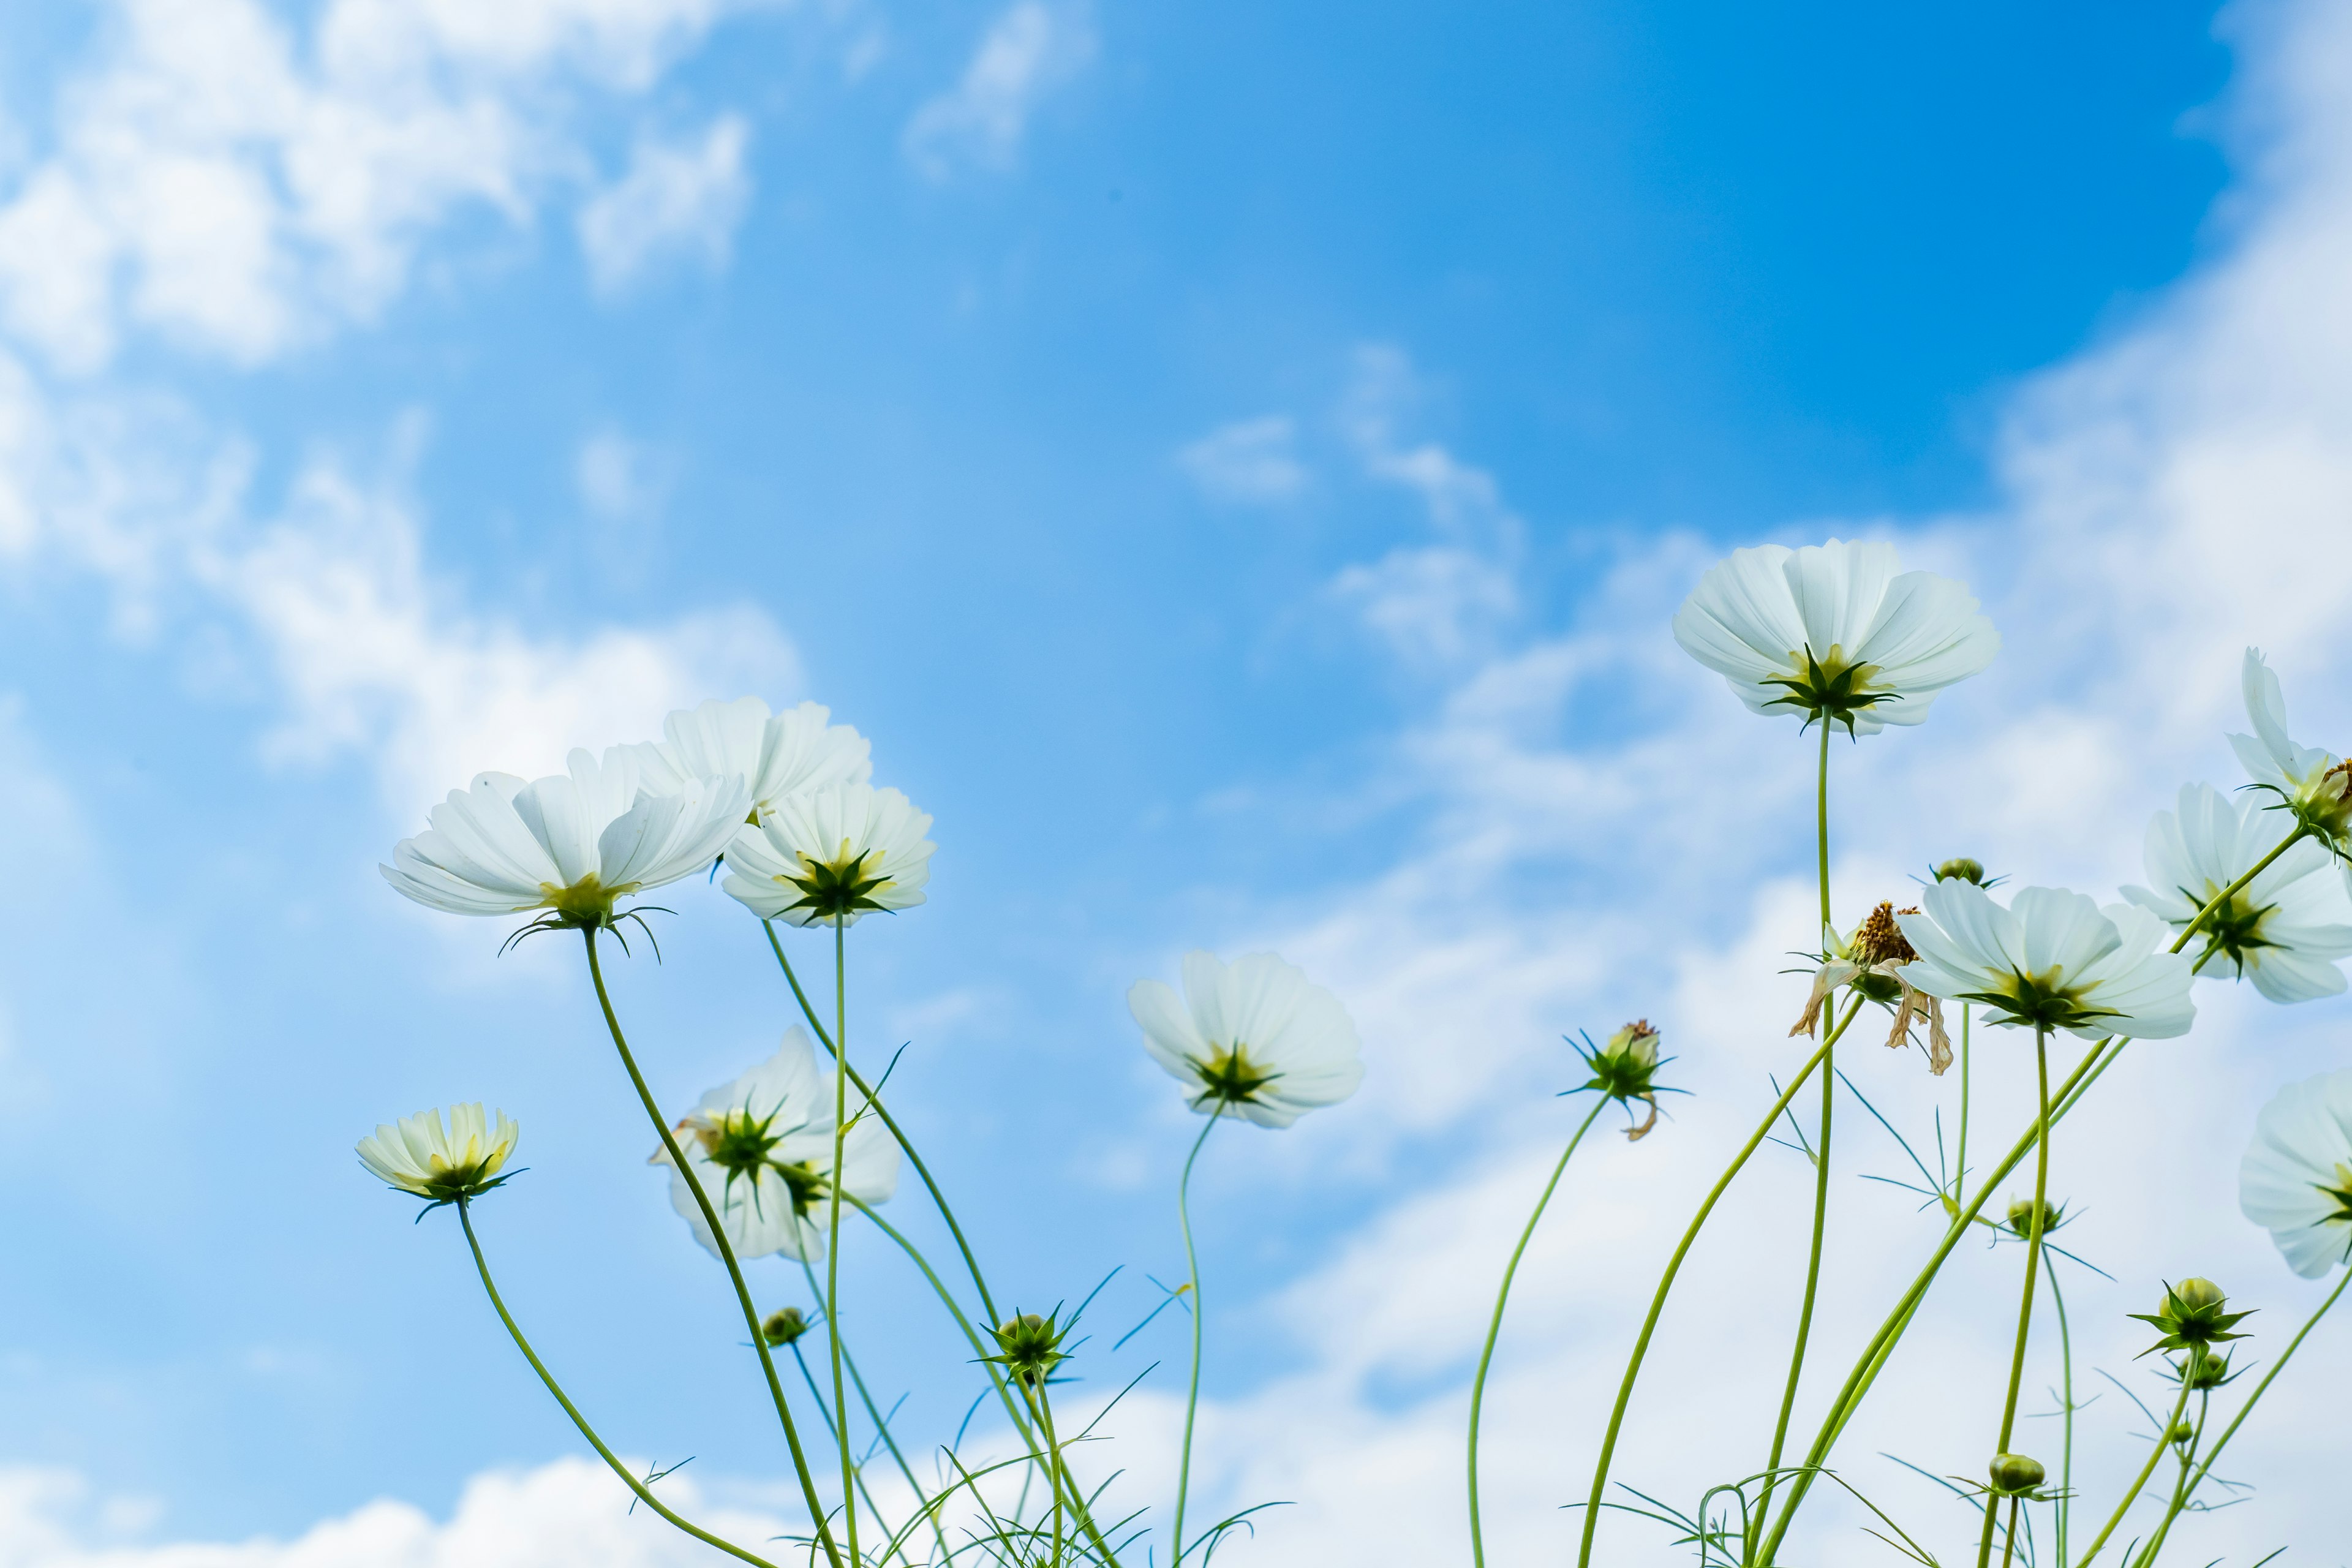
[
  {"left": 652, "top": 1028, "right": 901, "bottom": 1262},
  {"left": 2230, "top": 648, "right": 2352, "bottom": 850},
  {"left": 2239, "top": 1069, "right": 2352, "bottom": 1278},
  {"left": 383, "top": 748, "right": 752, "bottom": 927},
  {"left": 633, "top": 697, "right": 872, "bottom": 824},
  {"left": 358, "top": 1103, "right": 519, "bottom": 1205},
  {"left": 1894, "top": 880, "right": 2195, "bottom": 1041},
  {"left": 723, "top": 783, "right": 935, "bottom": 927},
  {"left": 1128, "top": 951, "right": 1365, "bottom": 1128},
  {"left": 1670, "top": 538, "right": 1998, "bottom": 736},
  {"left": 2122, "top": 782, "right": 2352, "bottom": 1004}
]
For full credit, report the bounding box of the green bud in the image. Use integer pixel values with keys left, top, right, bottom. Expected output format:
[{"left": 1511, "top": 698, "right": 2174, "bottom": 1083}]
[
  {"left": 1933, "top": 858, "right": 1987, "bottom": 884},
  {"left": 1988, "top": 1453, "right": 2045, "bottom": 1494},
  {"left": 761, "top": 1308, "right": 809, "bottom": 1346},
  {"left": 2166, "top": 1419, "right": 2196, "bottom": 1446},
  {"left": 2005, "top": 1197, "right": 2063, "bottom": 1237},
  {"left": 2129, "top": 1277, "right": 2254, "bottom": 1359},
  {"left": 1604, "top": 1019, "right": 1661, "bottom": 1069},
  {"left": 2174, "top": 1277, "right": 2225, "bottom": 1312},
  {"left": 982, "top": 1310, "right": 1068, "bottom": 1387}
]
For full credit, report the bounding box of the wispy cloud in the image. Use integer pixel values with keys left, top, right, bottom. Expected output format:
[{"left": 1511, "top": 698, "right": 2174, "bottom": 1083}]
[
  {"left": 902, "top": 1, "right": 1093, "bottom": 181},
  {"left": 1178, "top": 415, "right": 1309, "bottom": 505},
  {"left": 578, "top": 116, "right": 752, "bottom": 295}
]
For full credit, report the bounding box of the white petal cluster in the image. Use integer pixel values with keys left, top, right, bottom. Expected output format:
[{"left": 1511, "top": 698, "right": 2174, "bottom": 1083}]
[
  {"left": 654, "top": 1029, "right": 902, "bottom": 1262},
  {"left": 383, "top": 749, "right": 751, "bottom": 921},
  {"left": 1895, "top": 881, "right": 2195, "bottom": 1041},
  {"left": 2240, "top": 1069, "right": 2352, "bottom": 1278},
  {"left": 1672, "top": 538, "right": 1998, "bottom": 735},
  {"left": 2122, "top": 783, "right": 2352, "bottom": 1004},
  {"left": 631, "top": 697, "right": 872, "bottom": 824},
  {"left": 725, "top": 783, "right": 936, "bottom": 927},
  {"left": 358, "top": 1103, "right": 519, "bottom": 1201},
  {"left": 2230, "top": 649, "right": 2352, "bottom": 846},
  {"left": 1129, "top": 952, "right": 1365, "bottom": 1128}
]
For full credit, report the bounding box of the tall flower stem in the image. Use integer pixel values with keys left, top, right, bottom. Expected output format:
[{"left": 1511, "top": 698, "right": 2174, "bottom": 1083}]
[
  {"left": 824, "top": 913, "right": 860, "bottom": 1568},
  {"left": 1171, "top": 1115, "right": 1220, "bottom": 1567},
  {"left": 2133, "top": 1264, "right": 2352, "bottom": 1562},
  {"left": 1574, "top": 998, "right": 1860, "bottom": 1568},
  {"left": 454, "top": 1200, "right": 783, "bottom": 1568},
  {"left": 785, "top": 1339, "right": 919, "bottom": 1568},
  {"left": 2049, "top": 1259, "right": 2076, "bottom": 1568},
  {"left": 1466, "top": 1095, "right": 1608, "bottom": 1568},
  {"left": 2129, "top": 1388, "right": 2209, "bottom": 1568},
  {"left": 1954, "top": 1003, "right": 1972, "bottom": 1212},
  {"left": 1753, "top": 1031, "right": 1833, "bottom": 1545},
  {"left": 798, "top": 1256, "right": 955, "bottom": 1568},
  {"left": 1974, "top": 1027, "right": 2053, "bottom": 1568},
  {"left": 2075, "top": 1370, "right": 2193, "bottom": 1567},
  {"left": 1815, "top": 717, "right": 1833, "bottom": 933},
  {"left": 581, "top": 930, "right": 843, "bottom": 1568},
  {"left": 1756, "top": 824, "right": 2305, "bottom": 1560}
]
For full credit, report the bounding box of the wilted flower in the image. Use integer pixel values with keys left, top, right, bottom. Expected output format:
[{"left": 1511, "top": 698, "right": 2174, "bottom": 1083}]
[
  {"left": 633, "top": 697, "right": 872, "bottom": 825},
  {"left": 652, "top": 1029, "right": 901, "bottom": 1262},
  {"left": 358, "top": 1104, "right": 519, "bottom": 1207},
  {"left": 1572, "top": 1020, "right": 1671, "bottom": 1139},
  {"left": 1790, "top": 902, "right": 1951, "bottom": 1073},
  {"left": 1670, "top": 538, "right": 1998, "bottom": 736},
  {"left": 2231, "top": 649, "right": 2352, "bottom": 852},
  {"left": 2128, "top": 1277, "right": 2252, "bottom": 1359},
  {"left": 2122, "top": 783, "right": 2352, "bottom": 1003},
  {"left": 1129, "top": 952, "right": 1365, "bottom": 1128},
  {"left": 981, "top": 1311, "right": 1068, "bottom": 1388},
  {"left": 2239, "top": 1068, "right": 2352, "bottom": 1278},
  {"left": 724, "top": 783, "right": 935, "bottom": 927},
  {"left": 1895, "top": 881, "right": 2195, "bottom": 1041},
  {"left": 383, "top": 750, "right": 750, "bottom": 929}
]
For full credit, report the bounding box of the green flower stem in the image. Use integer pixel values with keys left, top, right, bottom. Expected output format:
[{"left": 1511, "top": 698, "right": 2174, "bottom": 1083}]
[
  {"left": 2075, "top": 1371, "right": 2193, "bottom": 1567},
  {"left": 2134, "top": 1263, "right": 2352, "bottom": 1562},
  {"left": 824, "top": 914, "right": 860, "bottom": 1568},
  {"left": 2129, "top": 1387, "right": 2210, "bottom": 1568},
  {"left": 2049, "top": 1257, "right": 2076, "bottom": 1568},
  {"left": 582, "top": 930, "right": 845, "bottom": 1568},
  {"left": 1035, "top": 1382, "right": 1070, "bottom": 1566},
  {"left": 1954, "top": 1003, "right": 1972, "bottom": 1212},
  {"left": 797, "top": 1256, "right": 955, "bottom": 1568},
  {"left": 1755, "top": 824, "right": 2305, "bottom": 1560},
  {"left": 1999, "top": 1496, "right": 2022, "bottom": 1568},
  {"left": 1172, "top": 1114, "right": 1220, "bottom": 1567},
  {"left": 785, "top": 1338, "right": 919, "bottom": 1568},
  {"left": 454, "top": 1200, "right": 783, "bottom": 1568},
  {"left": 1974, "top": 1027, "right": 2054, "bottom": 1568},
  {"left": 1753, "top": 1029, "right": 1834, "bottom": 1547},
  {"left": 1573, "top": 997, "right": 1860, "bottom": 1568},
  {"left": 1466, "top": 1095, "right": 1609, "bottom": 1568},
  {"left": 1815, "top": 717, "right": 1833, "bottom": 933}
]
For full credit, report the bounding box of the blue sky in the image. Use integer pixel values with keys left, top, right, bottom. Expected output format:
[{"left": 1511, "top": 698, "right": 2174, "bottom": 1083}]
[{"left": 6, "top": 1, "right": 2352, "bottom": 1563}]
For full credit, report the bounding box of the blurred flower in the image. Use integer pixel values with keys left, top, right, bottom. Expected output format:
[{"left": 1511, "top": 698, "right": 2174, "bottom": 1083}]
[
  {"left": 633, "top": 697, "right": 871, "bottom": 824},
  {"left": 2122, "top": 782, "right": 2352, "bottom": 1003},
  {"left": 724, "top": 783, "right": 935, "bottom": 927},
  {"left": 1895, "top": 881, "right": 2195, "bottom": 1040},
  {"left": 382, "top": 750, "right": 750, "bottom": 928},
  {"left": 761, "top": 1307, "right": 812, "bottom": 1346},
  {"left": 2005, "top": 1196, "right": 2064, "bottom": 1238},
  {"left": 1933, "top": 857, "right": 1991, "bottom": 885},
  {"left": 1129, "top": 952, "right": 1364, "bottom": 1128},
  {"left": 358, "top": 1104, "right": 519, "bottom": 1207},
  {"left": 2239, "top": 1068, "right": 2352, "bottom": 1278},
  {"left": 2231, "top": 649, "right": 2352, "bottom": 852},
  {"left": 653, "top": 1028, "right": 901, "bottom": 1261},
  {"left": 1670, "top": 538, "right": 1998, "bottom": 736}
]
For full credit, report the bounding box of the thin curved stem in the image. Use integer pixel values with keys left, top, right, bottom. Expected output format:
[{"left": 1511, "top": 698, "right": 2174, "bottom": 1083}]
[
  {"left": 797, "top": 1256, "right": 952, "bottom": 1568},
  {"left": 825, "top": 914, "right": 860, "bottom": 1568},
  {"left": 582, "top": 931, "right": 845, "bottom": 1568},
  {"left": 1754, "top": 1033, "right": 1834, "bottom": 1545},
  {"left": 2076, "top": 1371, "right": 2192, "bottom": 1567},
  {"left": 1976, "top": 1028, "right": 2052, "bottom": 1568},
  {"left": 1467, "top": 1095, "right": 1608, "bottom": 1567},
  {"left": 2129, "top": 1386, "right": 2209, "bottom": 1568},
  {"left": 1171, "top": 1114, "right": 1220, "bottom": 1566},
  {"left": 785, "top": 1339, "right": 918, "bottom": 1568},
  {"left": 1574, "top": 998, "right": 1858, "bottom": 1568},
  {"left": 2050, "top": 1259, "right": 2076, "bottom": 1568},
  {"left": 456, "top": 1201, "right": 782, "bottom": 1568}
]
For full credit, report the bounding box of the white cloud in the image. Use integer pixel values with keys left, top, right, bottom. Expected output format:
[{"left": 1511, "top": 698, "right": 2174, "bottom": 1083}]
[
  {"left": 902, "top": 2, "right": 1093, "bottom": 181},
  {"left": 578, "top": 116, "right": 752, "bottom": 295},
  {"left": 1177, "top": 415, "right": 1308, "bottom": 505}
]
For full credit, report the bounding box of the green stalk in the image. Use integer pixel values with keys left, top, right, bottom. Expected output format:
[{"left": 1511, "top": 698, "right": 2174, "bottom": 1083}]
[
  {"left": 582, "top": 931, "right": 844, "bottom": 1568},
  {"left": 1573, "top": 998, "right": 1858, "bottom": 1568},
  {"left": 1171, "top": 1115, "right": 1219, "bottom": 1566},
  {"left": 825, "top": 913, "right": 860, "bottom": 1568},
  {"left": 785, "top": 1338, "right": 918, "bottom": 1568},
  {"left": 1466, "top": 1096, "right": 1608, "bottom": 1567},
  {"left": 1975, "top": 1028, "right": 2052, "bottom": 1568},
  {"left": 2128, "top": 1386, "right": 2209, "bottom": 1568},
  {"left": 1754, "top": 1031, "right": 1833, "bottom": 1546},
  {"left": 2075, "top": 1370, "right": 2192, "bottom": 1567},
  {"left": 798, "top": 1256, "right": 955, "bottom": 1568},
  {"left": 1815, "top": 718, "right": 1832, "bottom": 933},
  {"left": 2050, "top": 1259, "right": 2075, "bottom": 1568},
  {"left": 456, "top": 1201, "right": 782, "bottom": 1568},
  {"left": 1954, "top": 1003, "right": 1972, "bottom": 1213}
]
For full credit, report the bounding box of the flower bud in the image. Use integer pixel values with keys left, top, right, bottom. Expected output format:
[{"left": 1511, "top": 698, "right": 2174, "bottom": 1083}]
[
  {"left": 2173, "top": 1276, "right": 2225, "bottom": 1312},
  {"left": 2129, "top": 1276, "right": 2253, "bottom": 1358},
  {"left": 2005, "top": 1197, "right": 2062, "bottom": 1237},
  {"left": 761, "top": 1307, "right": 810, "bottom": 1346},
  {"left": 1988, "top": 1453, "right": 2045, "bottom": 1494},
  {"left": 1605, "top": 1019, "right": 1661, "bottom": 1069},
  {"left": 984, "top": 1310, "right": 1069, "bottom": 1387},
  {"left": 1933, "top": 858, "right": 1987, "bottom": 884}
]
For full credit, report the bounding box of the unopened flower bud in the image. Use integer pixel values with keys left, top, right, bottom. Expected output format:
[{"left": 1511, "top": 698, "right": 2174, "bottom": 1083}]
[
  {"left": 1934, "top": 858, "right": 1987, "bottom": 884},
  {"left": 984, "top": 1310, "right": 1068, "bottom": 1387},
  {"left": 2173, "top": 1277, "right": 2225, "bottom": 1312},
  {"left": 2166, "top": 1419, "right": 2196, "bottom": 1446},
  {"left": 2130, "top": 1276, "right": 2253, "bottom": 1358},
  {"left": 1988, "top": 1453, "right": 2045, "bottom": 1494},
  {"left": 2005, "top": 1197, "right": 2062, "bottom": 1237},
  {"left": 1606, "top": 1019, "right": 1661, "bottom": 1069},
  {"left": 762, "top": 1308, "right": 809, "bottom": 1346}
]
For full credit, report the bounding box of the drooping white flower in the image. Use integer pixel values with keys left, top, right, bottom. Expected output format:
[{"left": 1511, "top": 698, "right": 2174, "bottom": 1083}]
[
  {"left": 2230, "top": 648, "right": 2352, "bottom": 850},
  {"left": 2239, "top": 1068, "right": 2352, "bottom": 1278},
  {"left": 1894, "top": 881, "right": 2195, "bottom": 1041},
  {"left": 383, "top": 748, "right": 752, "bottom": 927},
  {"left": 1671, "top": 538, "right": 1998, "bottom": 736},
  {"left": 2122, "top": 782, "right": 2352, "bottom": 1004},
  {"left": 358, "top": 1104, "right": 520, "bottom": 1205},
  {"left": 1128, "top": 951, "right": 1365, "bottom": 1128},
  {"left": 1790, "top": 900, "right": 1952, "bottom": 1073},
  {"left": 723, "top": 783, "right": 935, "bottom": 927},
  {"left": 653, "top": 1028, "right": 901, "bottom": 1262},
  {"left": 633, "top": 697, "right": 872, "bottom": 824}
]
